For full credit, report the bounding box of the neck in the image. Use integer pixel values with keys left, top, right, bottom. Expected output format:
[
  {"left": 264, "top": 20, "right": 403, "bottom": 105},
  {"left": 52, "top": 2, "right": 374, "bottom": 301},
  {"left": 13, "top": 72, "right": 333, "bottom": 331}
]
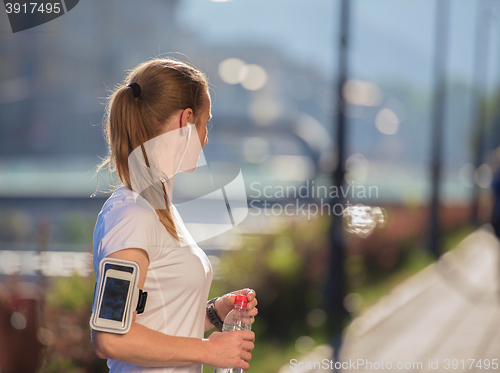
[
  {"left": 164, "top": 175, "right": 175, "bottom": 205},
  {"left": 126, "top": 174, "right": 176, "bottom": 210}
]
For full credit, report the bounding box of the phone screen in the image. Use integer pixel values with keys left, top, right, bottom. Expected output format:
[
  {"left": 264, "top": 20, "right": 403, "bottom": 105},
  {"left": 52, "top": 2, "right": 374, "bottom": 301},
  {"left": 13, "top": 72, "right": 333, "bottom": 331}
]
[{"left": 99, "top": 277, "right": 131, "bottom": 321}]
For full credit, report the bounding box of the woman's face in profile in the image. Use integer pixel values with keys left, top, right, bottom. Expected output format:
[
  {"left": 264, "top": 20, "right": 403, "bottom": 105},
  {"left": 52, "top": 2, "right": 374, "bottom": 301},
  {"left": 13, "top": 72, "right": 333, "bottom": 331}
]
[
  {"left": 181, "top": 90, "right": 212, "bottom": 173},
  {"left": 197, "top": 91, "right": 211, "bottom": 148}
]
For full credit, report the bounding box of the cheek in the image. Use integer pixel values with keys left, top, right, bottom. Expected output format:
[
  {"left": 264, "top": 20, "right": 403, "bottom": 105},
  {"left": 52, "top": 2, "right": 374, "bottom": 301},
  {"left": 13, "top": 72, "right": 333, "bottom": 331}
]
[{"left": 198, "top": 128, "right": 207, "bottom": 145}]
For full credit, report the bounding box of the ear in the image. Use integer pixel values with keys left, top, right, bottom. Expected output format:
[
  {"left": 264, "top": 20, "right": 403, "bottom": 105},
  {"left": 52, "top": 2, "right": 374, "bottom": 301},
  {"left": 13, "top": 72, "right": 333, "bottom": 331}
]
[{"left": 179, "top": 108, "right": 194, "bottom": 129}]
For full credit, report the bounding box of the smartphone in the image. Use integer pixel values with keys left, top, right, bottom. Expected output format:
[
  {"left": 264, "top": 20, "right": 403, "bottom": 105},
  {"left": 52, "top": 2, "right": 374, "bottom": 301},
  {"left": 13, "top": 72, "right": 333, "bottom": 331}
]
[{"left": 90, "top": 259, "right": 140, "bottom": 334}]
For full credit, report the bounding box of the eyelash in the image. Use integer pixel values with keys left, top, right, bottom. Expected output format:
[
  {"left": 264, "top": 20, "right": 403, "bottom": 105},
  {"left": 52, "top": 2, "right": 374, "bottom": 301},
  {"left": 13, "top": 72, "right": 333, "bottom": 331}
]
[{"left": 207, "top": 120, "right": 213, "bottom": 131}]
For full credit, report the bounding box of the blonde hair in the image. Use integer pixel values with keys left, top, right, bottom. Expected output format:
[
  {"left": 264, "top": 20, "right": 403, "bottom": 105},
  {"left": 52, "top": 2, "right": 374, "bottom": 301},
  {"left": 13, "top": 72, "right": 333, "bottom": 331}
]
[{"left": 98, "top": 57, "right": 209, "bottom": 240}]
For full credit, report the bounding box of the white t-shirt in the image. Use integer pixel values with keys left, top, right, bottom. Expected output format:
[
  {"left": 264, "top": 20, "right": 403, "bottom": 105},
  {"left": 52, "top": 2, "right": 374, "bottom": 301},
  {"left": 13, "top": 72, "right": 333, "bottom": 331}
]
[{"left": 93, "top": 185, "right": 213, "bottom": 373}]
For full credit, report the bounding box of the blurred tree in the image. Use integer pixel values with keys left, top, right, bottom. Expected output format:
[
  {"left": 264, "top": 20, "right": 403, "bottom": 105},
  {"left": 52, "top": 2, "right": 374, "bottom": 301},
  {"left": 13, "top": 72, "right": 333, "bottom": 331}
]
[{"left": 214, "top": 217, "right": 331, "bottom": 345}]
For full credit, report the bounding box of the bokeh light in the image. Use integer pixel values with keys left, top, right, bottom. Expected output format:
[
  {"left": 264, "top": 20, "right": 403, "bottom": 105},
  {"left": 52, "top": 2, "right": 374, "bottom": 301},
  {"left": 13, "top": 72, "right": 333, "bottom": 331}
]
[
  {"left": 243, "top": 137, "right": 270, "bottom": 163},
  {"left": 475, "top": 163, "right": 493, "bottom": 189},
  {"left": 343, "top": 292, "right": 363, "bottom": 313},
  {"left": 343, "top": 205, "right": 387, "bottom": 238},
  {"left": 240, "top": 64, "right": 268, "bottom": 91},
  {"left": 318, "top": 150, "right": 337, "bottom": 174},
  {"left": 306, "top": 308, "right": 327, "bottom": 328},
  {"left": 218, "top": 59, "right": 268, "bottom": 91},
  {"left": 384, "top": 97, "right": 407, "bottom": 123},
  {"left": 375, "top": 108, "right": 399, "bottom": 135},
  {"left": 342, "top": 79, "right": 382, "bottom": 106},
  {"left": 458, "top": 163, "right": 475, "bottom": 188},
  {"left": 0, "top": 251, "right": 92, "bottom": 276},
  {"left": 345, "top": 153, "right": 369, "bottom": 186},
  {"left": 218, "top": 58, "right": 246, "bottom": 85},
  {"left": 11, "top": 312, "right": 27, "bottom": 330},
  {"left": 249, "top": 91, "right": 281, "bottom": 125},
  {"left": 295, "top": 335, "right": 315, "bottom": 353},
  {"left": 268, "top": 155, "right": 315, "bottom": 181}
]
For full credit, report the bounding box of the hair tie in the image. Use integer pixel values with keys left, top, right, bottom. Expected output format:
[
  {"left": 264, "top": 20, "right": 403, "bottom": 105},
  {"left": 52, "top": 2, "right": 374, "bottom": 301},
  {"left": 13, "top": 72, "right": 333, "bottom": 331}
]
[{"left": 128, "top": 82, "right": 141, "bottom": 98}]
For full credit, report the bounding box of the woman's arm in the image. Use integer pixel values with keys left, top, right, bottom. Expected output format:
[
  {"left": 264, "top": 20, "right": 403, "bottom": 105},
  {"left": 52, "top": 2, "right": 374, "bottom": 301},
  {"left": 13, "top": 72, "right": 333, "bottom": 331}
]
[
  {"left": 205, "top": 310, "right": 216, "bottom": 331},
  {"left": 92, "top": 321, "right": 254, "bottom": 368},
  {"left": 91, "top": 248, "right": 255, "bottom": 369}
]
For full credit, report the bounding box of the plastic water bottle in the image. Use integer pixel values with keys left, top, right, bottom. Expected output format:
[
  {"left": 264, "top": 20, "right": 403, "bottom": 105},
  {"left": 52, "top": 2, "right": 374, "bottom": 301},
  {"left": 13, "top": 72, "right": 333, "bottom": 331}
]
[{"left": 214, "top": 295, "right": 252, "bottom": 373}]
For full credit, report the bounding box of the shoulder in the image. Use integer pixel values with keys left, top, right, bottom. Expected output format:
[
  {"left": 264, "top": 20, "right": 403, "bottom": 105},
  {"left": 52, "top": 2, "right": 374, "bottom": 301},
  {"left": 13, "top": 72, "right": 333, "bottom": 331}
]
[
  {"left": 97, "top": 186, "right": 159, "bottom": 228},
  {"left": 93, "top": 186, "right": 161, "bottom": 261}
]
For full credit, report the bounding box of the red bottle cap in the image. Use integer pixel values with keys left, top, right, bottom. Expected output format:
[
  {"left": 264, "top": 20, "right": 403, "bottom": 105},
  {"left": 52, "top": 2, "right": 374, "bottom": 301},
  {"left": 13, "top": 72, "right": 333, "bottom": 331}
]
[{"left": 234, "top": 295, "right": 248, "bottom": 306}]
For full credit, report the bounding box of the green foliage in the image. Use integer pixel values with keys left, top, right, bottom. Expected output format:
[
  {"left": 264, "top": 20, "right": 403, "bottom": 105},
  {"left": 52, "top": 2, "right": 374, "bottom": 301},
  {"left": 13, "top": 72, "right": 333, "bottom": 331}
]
[
  {"left": 44, "top": 355, "right": 80, "bottom": 373},
  {"left": 265, "top": 236, "right": 301, "bottom": 280},
  {"left": 41, "top": 273, "right": 108, "bottom": 373},
  {"left": 46, "top": 273, "right": 95, "bottom": 312},
  {"left": 0, "top": 209, "right": 34, "bottom": 241},
  {"left": 62, "top": 212, "right": 95, "bottom": 244},
  {"left": 212, "top": 217, "right": 332, "bottom": 348}
]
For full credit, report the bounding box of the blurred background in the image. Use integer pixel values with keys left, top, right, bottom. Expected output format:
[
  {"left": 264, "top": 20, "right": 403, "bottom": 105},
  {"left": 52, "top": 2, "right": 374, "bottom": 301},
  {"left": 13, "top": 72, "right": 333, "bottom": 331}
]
[{"left": 1, "top": 0, "right": 500, "bottom": 372}]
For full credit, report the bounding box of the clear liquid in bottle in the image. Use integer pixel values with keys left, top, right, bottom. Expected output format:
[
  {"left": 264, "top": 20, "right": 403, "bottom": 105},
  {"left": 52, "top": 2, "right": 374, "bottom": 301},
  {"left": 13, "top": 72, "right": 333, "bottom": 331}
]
[{"left": 214, "top": 295, "right": 252, "bottom": 373}]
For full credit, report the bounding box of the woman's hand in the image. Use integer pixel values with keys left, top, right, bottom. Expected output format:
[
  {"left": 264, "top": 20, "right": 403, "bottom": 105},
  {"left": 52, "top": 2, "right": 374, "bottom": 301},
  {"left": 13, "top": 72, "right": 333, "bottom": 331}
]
[
  {"left": 215, "top": 288, "right": 258, "bottom": 323},
  {"left": 204, "top": 330, "right": 255, "bottom": 370}
]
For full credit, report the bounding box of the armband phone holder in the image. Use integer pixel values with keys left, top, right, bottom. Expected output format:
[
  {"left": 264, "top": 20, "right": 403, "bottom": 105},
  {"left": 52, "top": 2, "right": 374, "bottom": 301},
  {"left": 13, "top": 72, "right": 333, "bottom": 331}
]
[{"left": 90, "top": 258, "right": 147, "bottom": 334}]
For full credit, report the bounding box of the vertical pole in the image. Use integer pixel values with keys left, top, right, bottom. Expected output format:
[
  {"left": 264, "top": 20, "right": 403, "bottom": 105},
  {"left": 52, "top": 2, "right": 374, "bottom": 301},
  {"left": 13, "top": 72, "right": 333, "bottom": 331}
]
[
  {"left": 429, "top": 0, "right": 450, "bottom": 258},
  {"left": 471, "top": 0, "right": 492, "bottom": 224},
  {"left": 325, "top": 0, "right": 350, "bottom": 340}
]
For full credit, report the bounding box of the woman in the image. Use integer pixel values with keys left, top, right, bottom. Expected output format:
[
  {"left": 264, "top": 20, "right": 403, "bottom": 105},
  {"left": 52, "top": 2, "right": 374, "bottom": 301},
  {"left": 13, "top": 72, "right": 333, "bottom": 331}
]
[{"left": 91, "top": 57, "right": 257, "bottom": 372}]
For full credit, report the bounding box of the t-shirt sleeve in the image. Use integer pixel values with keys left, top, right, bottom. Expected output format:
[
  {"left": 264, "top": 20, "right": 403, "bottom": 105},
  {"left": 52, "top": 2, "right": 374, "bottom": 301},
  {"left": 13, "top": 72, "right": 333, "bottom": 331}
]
[{"left": 94, "top": 204, "right": 158, "bottom": 264}]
